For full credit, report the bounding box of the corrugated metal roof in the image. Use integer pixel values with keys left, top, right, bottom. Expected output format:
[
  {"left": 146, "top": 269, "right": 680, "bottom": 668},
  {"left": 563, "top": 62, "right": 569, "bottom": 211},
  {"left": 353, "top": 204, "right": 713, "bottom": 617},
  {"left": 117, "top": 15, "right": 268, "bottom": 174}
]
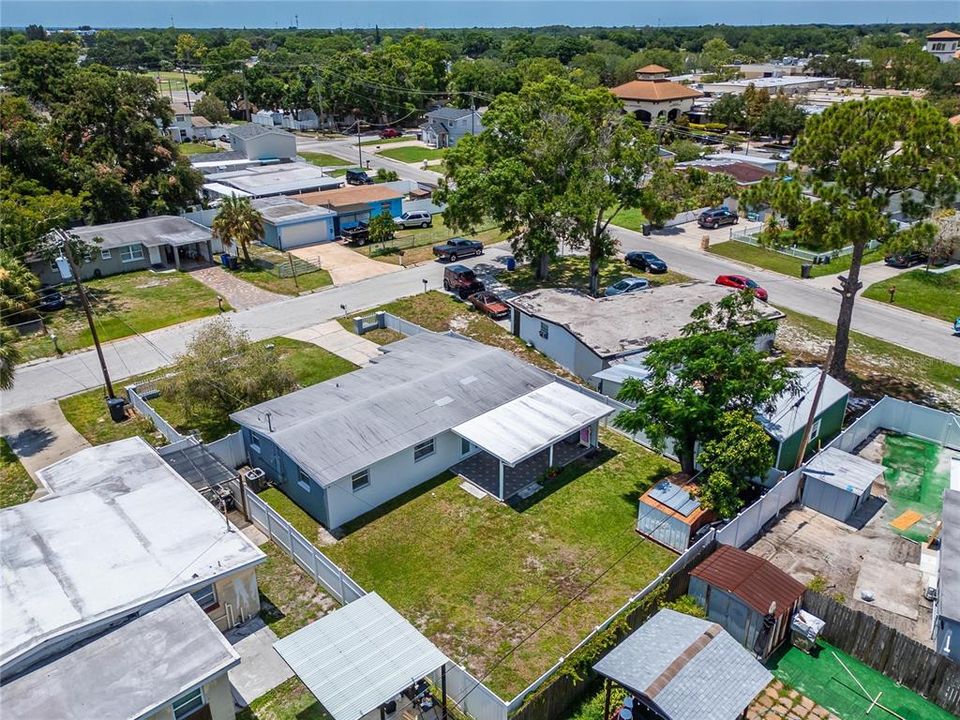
[
  {"left": 802, "top": 446, "right": 884, "bottom": 494},
  {"left": 274, "top": 593, "right": 448, "bottom": 720},
  {"left": 940, "top": 489, "right": 960, "bottom": 623},
  {"left": 451, "top": 382, "right": 613, "bottom": 466},
  {"left": 691, "top": 544, "right": 805, "bottom": 618},
  {"left": 593, "top": 609, "right": 771, "bottom": 720},
  {"left": 760, "top": 368, "right": 850, "bottom": 441},
  {"left": 158, "top": 438, "right": 235, "bottom": 491}
]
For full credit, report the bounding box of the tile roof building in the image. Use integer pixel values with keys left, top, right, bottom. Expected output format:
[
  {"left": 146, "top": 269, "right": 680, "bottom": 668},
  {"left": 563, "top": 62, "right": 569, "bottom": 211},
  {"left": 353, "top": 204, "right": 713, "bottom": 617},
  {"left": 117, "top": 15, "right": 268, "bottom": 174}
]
[{"left": 610, "top": 65, "right": 703, "bottom": 123}]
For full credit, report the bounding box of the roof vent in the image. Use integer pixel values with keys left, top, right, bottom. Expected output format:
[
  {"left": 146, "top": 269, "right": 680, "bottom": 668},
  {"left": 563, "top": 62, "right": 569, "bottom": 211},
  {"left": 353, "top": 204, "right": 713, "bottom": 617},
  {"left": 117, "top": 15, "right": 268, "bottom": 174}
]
[{"left": 435, "top": 396, "right": 454, "bottom": 407}]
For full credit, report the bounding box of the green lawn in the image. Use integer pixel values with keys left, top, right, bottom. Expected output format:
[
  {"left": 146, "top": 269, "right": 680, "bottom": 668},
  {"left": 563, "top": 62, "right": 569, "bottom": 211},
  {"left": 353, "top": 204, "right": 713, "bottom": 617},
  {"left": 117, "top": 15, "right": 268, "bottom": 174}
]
[
  {"left": 326, "top": 430, "right": 676, "bottom": 698},
  {"left": 298, "top": 151, "right": 351, "bottom": 168},
  {"left": 360, "top": 135, "right": 413, "bottom": 146},
  {"left": 59, "top": 387, "right": 166, "bottom": 447},
  {"left": 863, "top": 268, "right": 960, "bottom": 323},
  {"left": 377, "top": 145, "right": 447, "bottom": 163},
  {"left": 504, "top": 256, "right": 689, "bottom": 294},
  {"left": 140, "top": 70, "right": 202, "bottom": 91},
  {"left": 178, "top": 141, "right": 219, "bottom": 155},
  {"left": 608, "top": 206, "right": 648, "bottom": 233},
  {"left": 0, "top": 439, "right": 36, "bottom": 508},
  {"left": 14, "top": 270, "right": 227, "bottom": 362},
  {"left": 231, "top": 245, "right": 333, "bottom": 295},
  {"left": 237, "top": 677, "right": 329, "bottom": 720},
  {"left": 708, "top": 240, "right": 886, "bottom": 279}
]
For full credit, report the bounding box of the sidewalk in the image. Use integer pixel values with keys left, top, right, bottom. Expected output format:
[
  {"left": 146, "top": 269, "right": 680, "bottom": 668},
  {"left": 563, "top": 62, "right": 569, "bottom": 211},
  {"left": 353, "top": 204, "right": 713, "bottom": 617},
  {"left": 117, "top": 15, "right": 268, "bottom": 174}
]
[
  {"left": 0, "top": 401, "right": 90, "bottom": 489},
  {"left": 284, "top": 321, "right": 382, "bottom": 366}
]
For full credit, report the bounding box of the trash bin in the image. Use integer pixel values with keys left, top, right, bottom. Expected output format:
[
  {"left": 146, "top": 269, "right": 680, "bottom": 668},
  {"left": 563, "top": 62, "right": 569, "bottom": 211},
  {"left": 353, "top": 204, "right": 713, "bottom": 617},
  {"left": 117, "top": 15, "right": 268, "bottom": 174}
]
[
  {"left": 506, "top": 257, "right": 516, "bottom": 271},
  {"left": 107, "top": 397, "right": 126, "bottom": 423},
  {"left": 800, "top": 263, "right": 812, "bottom": 279},
  {"left": 228, "top": 256, "right": 239, "bottom": 270},
  {"left": 220, "top": 253, "right": 230, "bottom": 268},
  {"left": 642, "top": 224, "right": 652, "bottom": 237}
]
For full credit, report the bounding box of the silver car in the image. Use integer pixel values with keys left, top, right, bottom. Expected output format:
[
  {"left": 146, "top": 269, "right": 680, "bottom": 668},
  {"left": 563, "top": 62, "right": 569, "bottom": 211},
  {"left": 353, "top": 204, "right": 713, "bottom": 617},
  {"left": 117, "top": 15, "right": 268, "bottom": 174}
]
[
  {"left": 604, "top": 277, "right": 650, "bottom": 297},
  {"left": 393, "top": 210, "right": 433, "bottom": 229}
]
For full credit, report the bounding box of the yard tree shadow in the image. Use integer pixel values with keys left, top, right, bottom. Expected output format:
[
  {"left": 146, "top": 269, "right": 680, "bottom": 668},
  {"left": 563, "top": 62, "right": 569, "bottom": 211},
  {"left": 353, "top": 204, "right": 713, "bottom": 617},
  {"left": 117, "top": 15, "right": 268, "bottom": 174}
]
[{"left": 6, "top": 426, "right": 55, "bottom": 459}]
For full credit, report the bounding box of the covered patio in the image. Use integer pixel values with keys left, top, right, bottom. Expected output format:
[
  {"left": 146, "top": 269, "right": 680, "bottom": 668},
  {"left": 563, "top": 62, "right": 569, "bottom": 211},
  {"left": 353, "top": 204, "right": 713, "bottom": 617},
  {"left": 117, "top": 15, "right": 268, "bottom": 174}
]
[
  {"left": 451, "top": 382, "right": 614, "bottom": 501},
  {"left": 273, "top": 592, "right": 451, "bottom": 720}
]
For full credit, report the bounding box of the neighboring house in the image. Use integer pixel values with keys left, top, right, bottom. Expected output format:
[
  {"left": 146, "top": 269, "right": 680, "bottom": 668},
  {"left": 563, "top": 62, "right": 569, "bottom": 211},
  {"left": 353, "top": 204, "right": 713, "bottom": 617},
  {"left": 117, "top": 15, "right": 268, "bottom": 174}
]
[
  {"left": 935, "top": 488, "right": 960, "bottom": 661},
  {"left": 690, "top": 544, "right": 806, "bottom": 660},
  {"left": 420, "top": 106, "right": 483, "bottom": 148},
  {"left": 0, "top": 437, "right": 265, "bottom": 677},
  {"left": 800, "top": 446, "right": 886, "bottom": 523},
  {"left": 29, "top": 216, "right": 220, "bottom": 285},
  {"left": 297, "top": 185, "right": 404, "bottom": 235},
  {"left": 253, "top": 109, "right": 283, "bottom": 127},
  {"left": 509, "top": 282, "right": 784, "bottom": 382},
  {"left": 166, "top": 101, "right": 195, "bottom": 143},
  {"left": 609, "top": 64, "right": 703, "bottom": 123},
  {"left": 252, "top": 196, "right": 336, "bottom": 249},
  {"left": 191, "top": 114, "right": 215, "bottom": 140},
  {"left": 636, "top": 474, "right": 716, "bottom": 553},
  {"left": 678, "top": 158, "right": 776, "bottom": 188},
  {"left": 228, "top": 123, "right": 297, "bottom": 161},
  {"left": 593, "top": 608, "right": 772, "bottom": 720},
  {"left": 231, "top": 332, "right": 613, "bottom": 528},
  {"left": 282, "top": 109, "right": 320, "bottom": 131},
  {"left": 925, "top": 29, "right": 960, "bottom": 62},
  {"left": 201, "top": 162, "right": 342, "bottom": 200},
  {"left": 2, "top": 596, "right": 241, "bottom": 720}
]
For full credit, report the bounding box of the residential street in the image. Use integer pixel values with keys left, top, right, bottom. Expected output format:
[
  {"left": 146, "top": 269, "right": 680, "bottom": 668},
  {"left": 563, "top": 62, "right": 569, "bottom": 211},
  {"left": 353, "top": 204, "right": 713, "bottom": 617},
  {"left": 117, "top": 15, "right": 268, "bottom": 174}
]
[
  {"left": 1, "top": 227, "right": 957, "bottom": 414},
  {"left": 295, "top": 134, "right": 444, "bottom": 185}
]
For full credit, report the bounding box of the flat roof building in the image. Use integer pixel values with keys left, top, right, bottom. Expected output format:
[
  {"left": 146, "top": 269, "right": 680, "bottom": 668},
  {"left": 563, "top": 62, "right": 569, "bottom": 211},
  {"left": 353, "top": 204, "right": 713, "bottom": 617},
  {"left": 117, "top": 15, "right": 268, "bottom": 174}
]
[
  {"left": 701, "top": 75, "right": 839, "bottom": 96},
  {"left": 204, "top": 162, "right": 343, "bottom": 198},
  {"left": 936, "top": 488, "right": 960, "bottom": 661}
]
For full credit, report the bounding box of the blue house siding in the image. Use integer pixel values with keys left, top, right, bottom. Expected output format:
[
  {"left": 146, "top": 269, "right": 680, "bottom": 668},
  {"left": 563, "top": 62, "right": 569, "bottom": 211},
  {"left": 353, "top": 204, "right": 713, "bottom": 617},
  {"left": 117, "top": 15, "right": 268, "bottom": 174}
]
[{"left": 333, "top": 197, "right": 403, "bottom": 234}]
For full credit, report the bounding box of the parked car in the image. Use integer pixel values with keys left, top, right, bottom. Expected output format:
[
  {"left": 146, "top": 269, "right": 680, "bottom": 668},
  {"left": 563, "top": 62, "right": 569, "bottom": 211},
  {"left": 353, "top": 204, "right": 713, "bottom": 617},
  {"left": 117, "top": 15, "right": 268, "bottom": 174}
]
[
  {"left": 443, "top": 264, "right": 485, "bottom": 298},
  {"left": 954, "top": 317, "right": 960, "bottom": 336},
  {"left": 341, "top": 223, "right": 369, "bottom": 245},
  {"left": 37, "top": 287, "right": 66, "bottom": 311},
  {"left": 715, "top": 274, "right": 768, "bottom": 301},
  {"left": 698, "top": 207, "right": 739, "bottom": 229},
  {"left": 393, "top": 211, "right": 433, "bottom": 229},
  {"left": 884, "top": 250, "right": 927, "bottom": 268},
  {"left": 624, "top": 251, "right": 668, "bottom": 273},
  {"left": 604, "top": 277, "right": 650, "bottom": 297},
  {"left": 468, "top": 291, "right": 510, "bottom": 319},
  {"left": 432, "top": 237, "right": 484, "bottom": 262},
  {"left": 380, "top": 128, "right": 402, "bottom": 139},
  {"left": 772, "top": 150, "right": 792, "bottom": 161},
  {"left": 218, "top": 134, "right": 230, "bottom": 143},
  {"left": 345, "top": 169, "right": 373, "bottom": 186}
]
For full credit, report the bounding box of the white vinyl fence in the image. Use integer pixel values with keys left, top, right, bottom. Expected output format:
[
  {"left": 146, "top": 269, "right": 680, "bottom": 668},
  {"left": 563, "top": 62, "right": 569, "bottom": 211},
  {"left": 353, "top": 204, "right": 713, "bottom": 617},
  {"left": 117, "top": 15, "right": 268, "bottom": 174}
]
[
  {"left": 207, "top": 431, "right": 248, "bottom": 470},
  {"left": 715, "top": 469, "right": 803, "bottom": 548},
  {"left": 355, "top": 310, "right": 431, "bottom": 339},
  {"left": 125, "top": 382, "right": 186, "bottom": 444},
  {"left": 430, "top": 664, "right": 509, "bottom": 720},
  {"left": 729, "top": 227, "right": 881, "bottom": 263},
  {"left": 828, "top": 396, "right": 960, "bottom": 453}
]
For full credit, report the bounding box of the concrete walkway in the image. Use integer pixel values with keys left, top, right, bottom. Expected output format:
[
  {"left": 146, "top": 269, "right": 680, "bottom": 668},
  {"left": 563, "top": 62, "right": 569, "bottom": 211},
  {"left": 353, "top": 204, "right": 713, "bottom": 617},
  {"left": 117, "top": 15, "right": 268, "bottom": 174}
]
[
  {"left": 189, "top": 265, "right": 284, "bottom": 311},
  {"left": 284, "top": 321, "right": 382, "bottom": 366},
  {"left": 0, "top": 401, "right": 90, "bottom": 490},
  {"left": 226, "top": 617, "right": 293, "bottom": 707},
  {"left": 291, "top": 242, "right": 400, "bottom": 286}
]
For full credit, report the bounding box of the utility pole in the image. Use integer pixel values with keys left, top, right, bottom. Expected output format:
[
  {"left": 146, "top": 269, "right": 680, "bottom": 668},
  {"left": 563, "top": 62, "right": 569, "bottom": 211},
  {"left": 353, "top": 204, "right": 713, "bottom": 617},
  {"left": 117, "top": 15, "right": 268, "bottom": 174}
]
[
  {"left": 794, "top": 345, "right": 833, "bottom": 471},
  {"left": 242, "top": 69, "right": 250, "bottom": 122},
  {"left": 315, "top": 70, "right": 325, "bottom": 131},
  {"left": 470, "top": 92, "right": 475, "bottom": 136},
  {"left": 182, "top": 67, "right": 192, "bottom": 110},
  {"left": 357, "top": 121, "right": 363, "bottom": 167},
  {"left": 57, "top": 230, "right": 116, "bottom": 400}
]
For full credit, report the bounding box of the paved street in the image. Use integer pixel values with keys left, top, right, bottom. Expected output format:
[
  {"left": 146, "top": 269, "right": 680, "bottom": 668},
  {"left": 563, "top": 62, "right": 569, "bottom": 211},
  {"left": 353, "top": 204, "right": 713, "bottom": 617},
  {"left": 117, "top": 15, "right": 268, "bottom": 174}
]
[{"left": 295, "top": 134, "right": 443, "bottom": 185}]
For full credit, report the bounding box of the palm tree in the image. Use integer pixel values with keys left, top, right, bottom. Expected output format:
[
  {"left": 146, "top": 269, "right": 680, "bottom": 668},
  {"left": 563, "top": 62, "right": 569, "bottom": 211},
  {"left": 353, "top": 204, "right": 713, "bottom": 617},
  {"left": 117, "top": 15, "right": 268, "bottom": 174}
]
[
  {"left": 0, "top": 251, "right": 40, "bottom": 321},
  {"left": 211, "top": 196, "right": 263, "bottom": 266},
  {"left": 0, "top": 328, "right": 22, "bottom": 390}
]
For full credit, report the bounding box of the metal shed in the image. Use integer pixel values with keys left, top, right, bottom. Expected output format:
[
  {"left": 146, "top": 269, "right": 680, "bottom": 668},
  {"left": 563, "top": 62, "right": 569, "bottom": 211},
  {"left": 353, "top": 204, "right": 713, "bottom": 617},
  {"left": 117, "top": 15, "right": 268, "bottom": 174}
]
[
  {"left": 636, "top": 474, "right": 715, "bottom": 553},
  {"left": 801, "top": 446, "right": 885, "bottom": 523}
]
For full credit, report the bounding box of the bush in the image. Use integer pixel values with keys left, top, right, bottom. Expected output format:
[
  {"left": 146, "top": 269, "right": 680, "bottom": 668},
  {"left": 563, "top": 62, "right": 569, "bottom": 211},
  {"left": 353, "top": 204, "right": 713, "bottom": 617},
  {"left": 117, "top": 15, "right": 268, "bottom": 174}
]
[
  {"left": 375, "top": 168, "right": 399, "bottom": 182},
  {"left": 667, "top": 139, "right": 703, "bottom": 162},
  {"left": 664, "top": 595, "right": 707, "bottom": 618}
]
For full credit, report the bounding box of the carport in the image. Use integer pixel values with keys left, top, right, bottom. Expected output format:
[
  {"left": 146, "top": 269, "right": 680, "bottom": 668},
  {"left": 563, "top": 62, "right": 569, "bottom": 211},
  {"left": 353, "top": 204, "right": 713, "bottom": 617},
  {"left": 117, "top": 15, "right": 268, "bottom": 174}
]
[
  {"left": 273, "top": 592, "right": 450, "bottom": 720},
  {"left": 451, "top": 382, "right": 613, "bottom": 501}
]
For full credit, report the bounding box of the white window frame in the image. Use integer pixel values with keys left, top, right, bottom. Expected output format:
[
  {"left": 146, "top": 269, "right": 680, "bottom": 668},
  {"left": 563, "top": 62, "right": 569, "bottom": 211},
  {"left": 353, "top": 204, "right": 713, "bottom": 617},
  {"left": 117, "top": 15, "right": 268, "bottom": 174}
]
[
  {"left": 119, "top": 244, "right": 144, "bottom": 263},
  {"left": 49, "top": 260, "right": 61, "bottom": 274},
  {"left": 100, "top": 248, "right": 112, "bottom": 260},
  {"left": 809, "top": 418, "right": 822, "bottom": 439},
  {"left": 297, "top": 468, "right": 312, "bottom": 493},
  {"left": 249, "top": 433, "right": 261, "bottom": 453},
  {"left": 414, "top": 438, "right": 435, "bottom": 463},
  {"left": 190, "top": 584, "right": 217, "bottom": 610},
  {"left": 539, "top": 322, "right": 549, "bottom": 340},
  {"left": 351, "top": 469, "right": 370, "bottom": 492},
  {"left": 171, "top": 686, "right": 205, "bottom": 720}
]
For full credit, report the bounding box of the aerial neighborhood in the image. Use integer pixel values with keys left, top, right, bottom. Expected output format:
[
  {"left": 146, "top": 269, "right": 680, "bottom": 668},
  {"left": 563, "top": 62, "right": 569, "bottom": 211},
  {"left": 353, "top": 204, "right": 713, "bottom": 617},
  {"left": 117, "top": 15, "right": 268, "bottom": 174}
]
[{"left": 2, "top": 10, "right": 960, "bottom": 720}]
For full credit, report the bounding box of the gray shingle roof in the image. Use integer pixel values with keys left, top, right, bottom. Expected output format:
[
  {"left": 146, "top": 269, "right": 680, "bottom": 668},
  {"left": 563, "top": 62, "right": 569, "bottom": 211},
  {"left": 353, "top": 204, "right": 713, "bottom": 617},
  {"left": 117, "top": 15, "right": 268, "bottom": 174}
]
[
  {"left": 69, "top": 216, "right": 212, "bottom": 250},
  {"left": 230, "top": 333, "right": 553, "bottom": 487},
  {"left": 593, "top": 609, "right": 772, "bottom": 720},
  {"left": 426, "top": 107, "right": 474, "bottom": 121},
  {"left": 230, "top": 123, "right": 290, "bottom": 140}
]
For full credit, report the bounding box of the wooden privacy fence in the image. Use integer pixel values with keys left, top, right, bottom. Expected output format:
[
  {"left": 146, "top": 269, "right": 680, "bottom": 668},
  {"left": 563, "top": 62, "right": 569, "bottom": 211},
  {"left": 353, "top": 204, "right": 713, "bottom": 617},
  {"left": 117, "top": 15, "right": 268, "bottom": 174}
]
[{"left": 803, "top": 591, "right": 960, "bottom": 716}]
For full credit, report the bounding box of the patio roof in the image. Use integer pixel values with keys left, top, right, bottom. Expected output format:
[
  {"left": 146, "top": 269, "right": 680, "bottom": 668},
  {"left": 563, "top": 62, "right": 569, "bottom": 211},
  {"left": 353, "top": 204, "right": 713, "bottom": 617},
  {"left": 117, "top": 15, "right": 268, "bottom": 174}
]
[
  {"left": 274, "top": 593, "right": 448, "bottom": 720},
  {"left": 452, "top": 382, "right": 614, "bottom": 467},
  {"left": 802, "top": 446, "right": 885, "bottom": 494}
]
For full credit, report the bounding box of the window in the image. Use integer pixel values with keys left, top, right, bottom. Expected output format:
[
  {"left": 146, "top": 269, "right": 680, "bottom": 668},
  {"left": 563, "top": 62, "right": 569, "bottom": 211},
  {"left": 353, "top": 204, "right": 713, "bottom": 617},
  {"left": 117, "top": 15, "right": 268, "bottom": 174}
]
[
  {"left": 120, "top": 244, "right": 144, "bottom": 263},
  {"left": 461, "top": 437, "right": 472, "bottom": 455},
  {"left": 190, "top": 584, "right": 217, "bottom": 610},
  {"left": 100, "top": 248, "right": 112, "bottom": 260},
  {"left": 351, "top": 470, "right": 370, "bottom": 492},
  {"left": 414, "top": 439, "right": 435, "bottom": 462},
  {"left": 809, "top": 418, "right": 822, "bottom": 439},
  {"left": 932, "top": 42, "right": 946, "bottom": 51},
  {"left": 49, "top": 260, "right": 61, "bottom": 274},
  {"left": 171, "top": 687, "right": 205, "bottom": 720},
  {"left": 298, "top": 468, "right": 312, "bottom": 493},
  {"left": 249, "top": 433, "right": 261, "bottom": 453},
  {"left": 539, "top": 322, "right": 549, "bottom": 340}
]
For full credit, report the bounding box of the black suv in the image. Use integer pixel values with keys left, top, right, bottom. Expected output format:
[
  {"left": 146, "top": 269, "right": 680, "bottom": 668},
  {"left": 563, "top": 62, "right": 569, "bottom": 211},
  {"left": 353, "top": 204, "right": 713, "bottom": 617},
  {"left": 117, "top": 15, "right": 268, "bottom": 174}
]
[
  {"left": 345, "top": 169, "right": 373, "bottom": 186},
  {"left": 698, "top": 207, "right": 739, "bottom": 229},
  {"left": 443, "top": 264, "right": 485, "bottom": 298},
  {"left": 433, "top": 237, "right": 484, "bottom": 262},
  {"left": 884, "top": 250, "right": 927, "bottom": 268}
]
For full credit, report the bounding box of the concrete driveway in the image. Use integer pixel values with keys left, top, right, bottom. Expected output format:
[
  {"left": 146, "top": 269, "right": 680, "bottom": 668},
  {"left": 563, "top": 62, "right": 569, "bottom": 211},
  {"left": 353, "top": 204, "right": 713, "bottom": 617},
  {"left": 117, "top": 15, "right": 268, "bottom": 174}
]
[
  {"left": 1, "top": 400, "right": 90, "bottom": 487},
  {"left": 291, "top": 242, "right": 401, "bottom": 286}
]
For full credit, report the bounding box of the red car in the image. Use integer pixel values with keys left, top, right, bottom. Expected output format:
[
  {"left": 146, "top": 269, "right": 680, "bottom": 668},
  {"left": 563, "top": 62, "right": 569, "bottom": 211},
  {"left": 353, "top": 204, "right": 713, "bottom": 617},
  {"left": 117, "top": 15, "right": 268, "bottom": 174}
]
[
  {"left": 468, "top": 291, "right": 510, "bottom": 319},
  {"left": 715, "top": 274, "right": 768, "bottom": 301},
  {"left": 379, "top": 128, "right": 402, "bottom": 139}
]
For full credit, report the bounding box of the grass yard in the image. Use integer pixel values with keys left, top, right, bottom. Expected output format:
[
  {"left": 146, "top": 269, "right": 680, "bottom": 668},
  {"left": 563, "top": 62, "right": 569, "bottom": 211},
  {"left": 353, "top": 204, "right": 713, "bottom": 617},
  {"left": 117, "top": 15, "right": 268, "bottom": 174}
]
[
  {"left": 231, "top": 245, "right": 333, "bottom": 295},
  {"left": 326, "top": 430, "right": 677, "bottom": 698},
  {"left": 298, "top": 151, "right": 351, "bottom": 168},
  {"left": 360, "top": 135, "right": 414, "bottom": 146},
  {"left": 377, "top": 145, "right": 447, "bottom": 163},
  {"left": 0, "top": 439, "right": 36, "bottom": 508},
  {"left": 59, "top": 386, "right": 166, "bottom": 447},
  {"left": 608, "top": 206, "right": 648, "bottom": 233},
  {"left": 776, "top": 308, "right": 960, "bottom": 412},
  {"left": 504, "top": 256, "right": 689, "bottom": 294},
  {"left": 358, "top": 215, "right": 506, "bottom": 266},
  {"left": 862, "top": 268, "right": 960, "bottom": 323},
  {"left": 141, "top": 70, "right": 201, "bottom": 91},
  {"left": 708, "top": 240, "right": 885, "bottom": 279},
  {"left": 178, "top": 141, "right": 219, "bottom": 155},
  {"left": 237, "top": 677, "right": 329, "bottom": 720},
  {"left": 13, "top": 271, "right": 227, "bottom": 362}
]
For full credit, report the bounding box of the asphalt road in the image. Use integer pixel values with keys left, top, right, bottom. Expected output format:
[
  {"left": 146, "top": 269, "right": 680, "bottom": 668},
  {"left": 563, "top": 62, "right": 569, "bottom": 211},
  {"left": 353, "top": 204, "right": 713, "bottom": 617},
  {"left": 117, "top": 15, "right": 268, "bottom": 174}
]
[{"left": 295, "top": 134, "right": 444, "bottom": 185}]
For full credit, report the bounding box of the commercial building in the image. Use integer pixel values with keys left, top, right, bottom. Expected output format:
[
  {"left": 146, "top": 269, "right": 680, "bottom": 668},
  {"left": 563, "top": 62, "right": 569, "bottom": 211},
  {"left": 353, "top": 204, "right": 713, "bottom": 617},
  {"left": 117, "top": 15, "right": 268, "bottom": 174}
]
[
  {"left": 925, "top": 29, "right": 960, "bottom": 63},
  {"left": 610, "top": 64, "right": 703, "bottom": 123},
  {"left": 700, "top": 75, "right": 839, "bottom": 97},
  {"left": 228, "top": 123, "right": 297, "bottom": 161}
]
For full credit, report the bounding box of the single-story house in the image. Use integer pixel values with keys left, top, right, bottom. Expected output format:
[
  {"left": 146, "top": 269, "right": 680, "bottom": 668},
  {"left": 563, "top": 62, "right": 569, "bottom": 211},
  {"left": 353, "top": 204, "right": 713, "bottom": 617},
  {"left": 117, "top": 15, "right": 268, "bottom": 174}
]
[
  {"left": 690, "top": 544, "right": 806, "bottom": 660},
  {"left": 202, "top": 161, "right": 342, "bottom": 199},
  {"left": 251, "top": 196, "right": 337, "bottom": 249},
  {"left": 509, "top": 282, "right": 784, "bottom": 382},
  {"left": 2, "top": 595, "right": 241, "bottom": 720},
  {"left": 593, "top": 608, "right": 772, "bottom": 720},
  {"left": 610, "top": 64, "right": 703, "bottom": 123},
  {"left": 30, "top": 216, "right": 220, "bottom": 284},
  {"left": 297, "top": 185, "right": 404, "bottom": 235},
  {"left": 1, "top": 437, "right": 265, "bottom": 677},
  {"left": 253, "top": 109, "right": 283, "bottom": 127},
  {"left": 420, "top": 106, "right": 483, "bottom": 148},
  {"left": 800, "top": 446, "right": 885, "bottom": 523},
  {"left": 637, "top": 474, "right": 715, "bottom": 553},
  {"left": 282, "top": 109, "right": 319, "bottom": 131},
  {"left": 936, "top": 487, "right": 960, "bottom": 661},
  {"left": 231, "top": 332, "right": 613, "bottom": 528},
  {"left": 228, "top": 123, "right": 297, "bottom": 161},
  {"left": 191, "top": 114, "right": 215, "bottom": 140}
]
